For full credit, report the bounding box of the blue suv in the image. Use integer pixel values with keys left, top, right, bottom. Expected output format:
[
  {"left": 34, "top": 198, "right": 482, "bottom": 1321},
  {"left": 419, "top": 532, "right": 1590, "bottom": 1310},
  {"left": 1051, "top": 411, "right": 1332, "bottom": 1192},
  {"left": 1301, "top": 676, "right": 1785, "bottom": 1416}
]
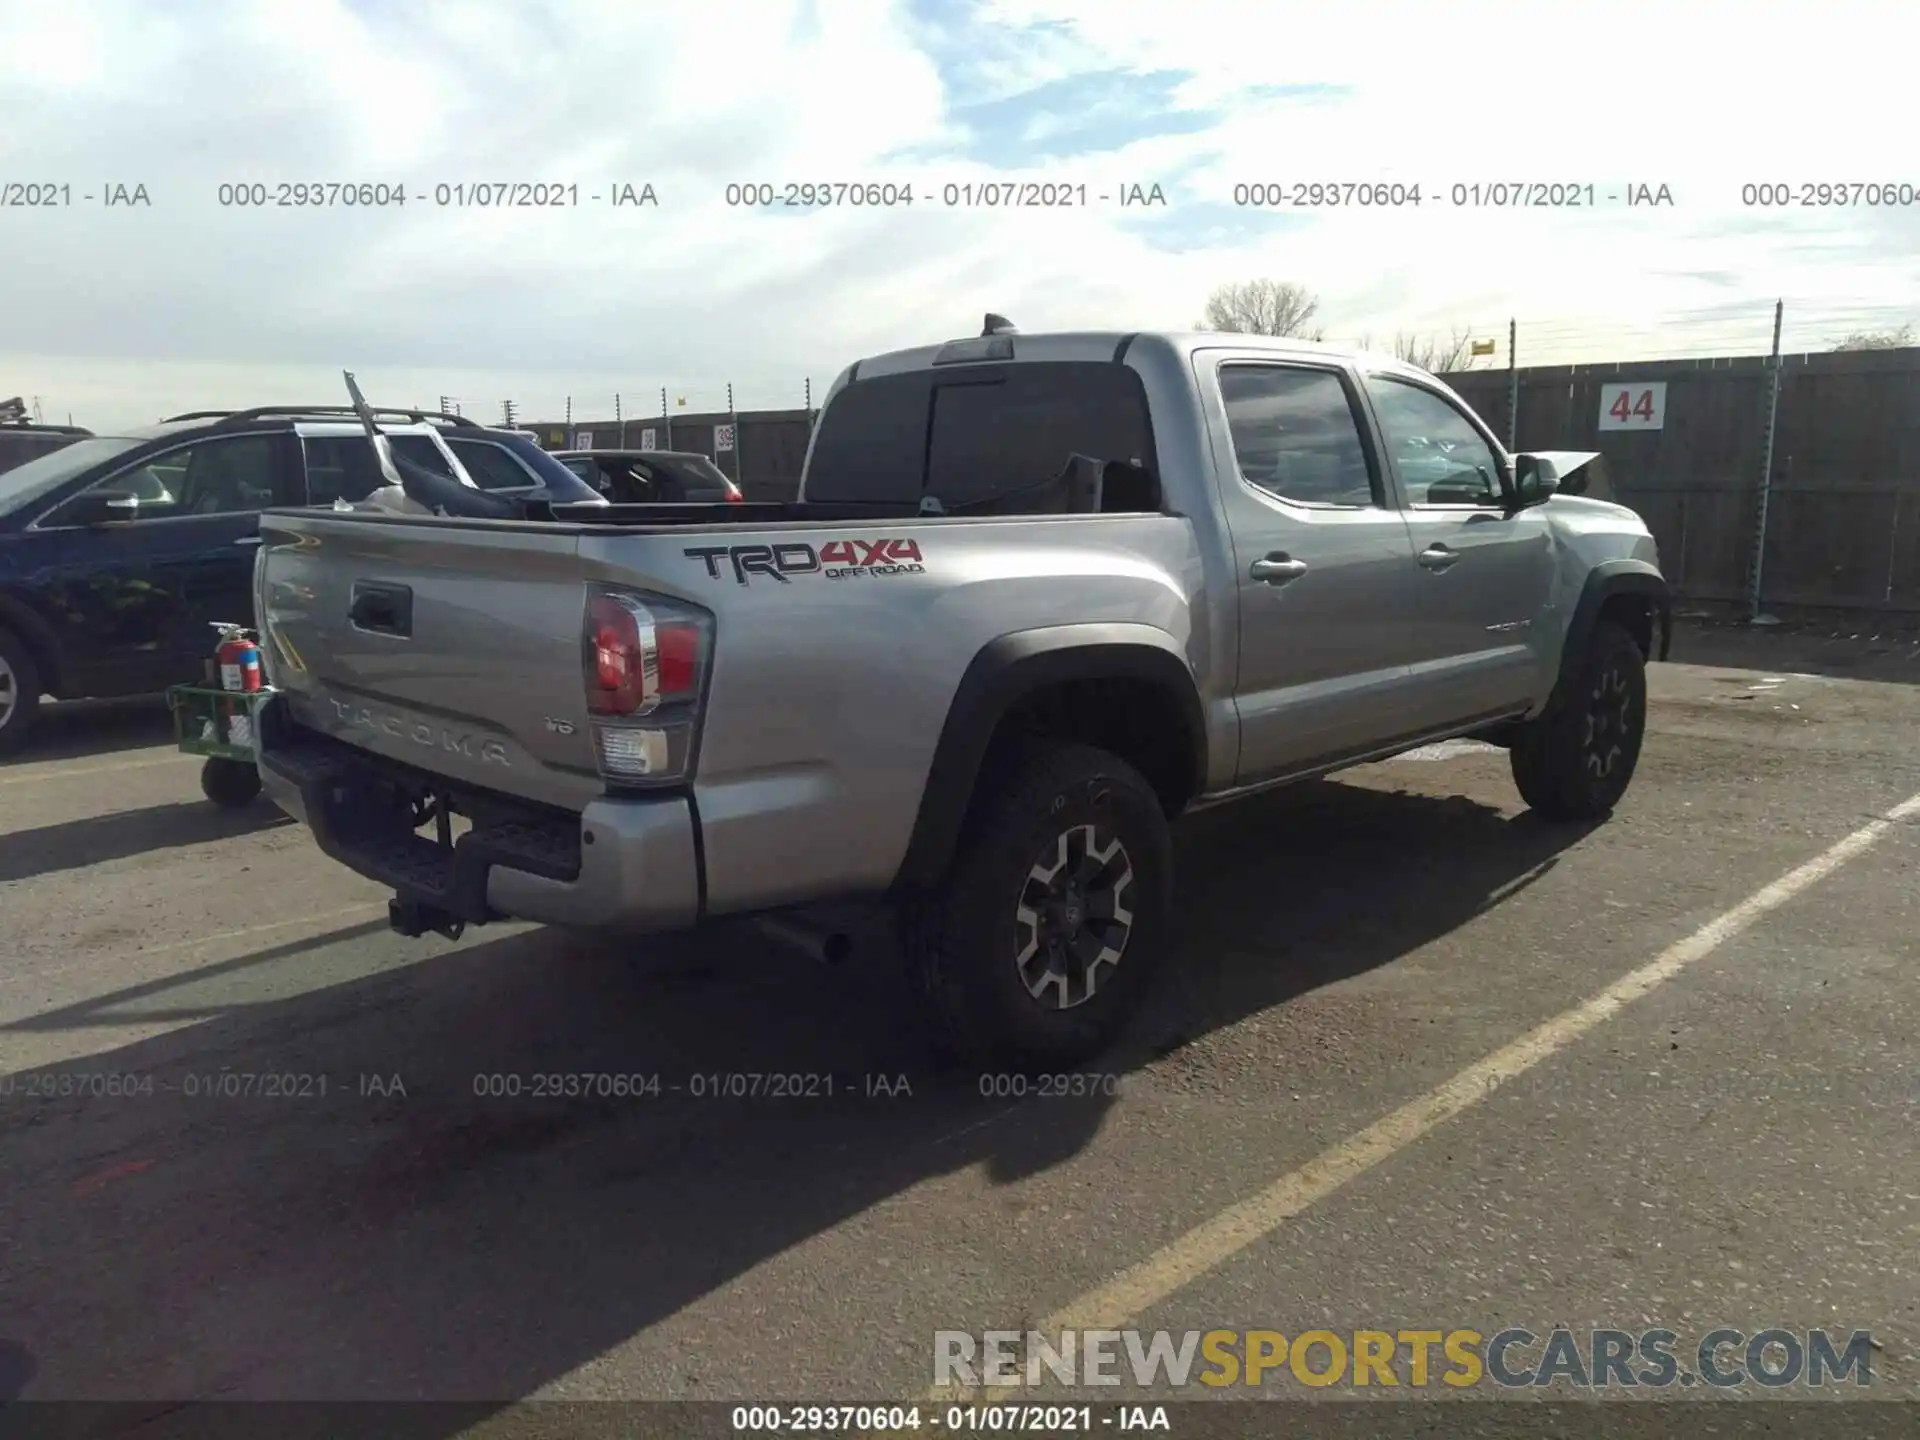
[{"left": 0, "top": 406, "right": 600, "bottom": 753}]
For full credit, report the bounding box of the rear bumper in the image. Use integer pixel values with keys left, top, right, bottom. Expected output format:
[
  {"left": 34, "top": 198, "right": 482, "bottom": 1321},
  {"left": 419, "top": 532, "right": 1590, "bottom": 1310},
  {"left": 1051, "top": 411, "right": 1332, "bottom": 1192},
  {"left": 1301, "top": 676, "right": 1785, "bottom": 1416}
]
[{"left": 259, "top": 709, "right": 700, "bottom": 933}]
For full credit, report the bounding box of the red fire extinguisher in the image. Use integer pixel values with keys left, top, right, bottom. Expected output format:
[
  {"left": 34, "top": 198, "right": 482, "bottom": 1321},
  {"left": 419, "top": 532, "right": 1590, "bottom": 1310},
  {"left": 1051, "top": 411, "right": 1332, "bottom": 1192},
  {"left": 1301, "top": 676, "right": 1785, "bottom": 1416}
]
[{"left": 214, "top": 625, "right": 262, "bottom": 693}]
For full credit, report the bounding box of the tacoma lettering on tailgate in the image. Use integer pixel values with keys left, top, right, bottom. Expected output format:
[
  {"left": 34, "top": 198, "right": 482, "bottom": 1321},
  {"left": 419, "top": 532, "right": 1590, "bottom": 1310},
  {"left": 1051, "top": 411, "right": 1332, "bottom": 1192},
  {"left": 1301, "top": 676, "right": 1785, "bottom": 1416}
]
[
  {"left": 329, "top": 697, "right": 510, "bottom": 766},
  {"left": 683, "top": 539, "right": 925, "bottom": 585}
]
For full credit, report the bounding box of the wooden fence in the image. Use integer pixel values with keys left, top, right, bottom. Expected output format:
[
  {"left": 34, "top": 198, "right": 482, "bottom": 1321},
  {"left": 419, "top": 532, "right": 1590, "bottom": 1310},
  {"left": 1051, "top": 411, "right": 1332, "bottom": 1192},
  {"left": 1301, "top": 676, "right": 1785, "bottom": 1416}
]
[
  {"left": 1441, "top": 347, "right": 1920, "bottom": 611},
  {"left": 538, "top": 345, "right": 1920, "bottom": 612}
]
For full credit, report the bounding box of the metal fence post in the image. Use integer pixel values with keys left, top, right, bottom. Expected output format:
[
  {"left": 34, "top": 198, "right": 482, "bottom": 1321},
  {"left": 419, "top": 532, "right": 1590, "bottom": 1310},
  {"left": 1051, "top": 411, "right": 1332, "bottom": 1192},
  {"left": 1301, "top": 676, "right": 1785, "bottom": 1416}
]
[
  {"left": 1748, "top": 299, "right": 1784, "bottom": 623},
  {"left": 726, "top": 382, "right": 740, "bottom": 485},
  {"left": 1505, "top": 318, "right": 1518, "bottom": 450}
]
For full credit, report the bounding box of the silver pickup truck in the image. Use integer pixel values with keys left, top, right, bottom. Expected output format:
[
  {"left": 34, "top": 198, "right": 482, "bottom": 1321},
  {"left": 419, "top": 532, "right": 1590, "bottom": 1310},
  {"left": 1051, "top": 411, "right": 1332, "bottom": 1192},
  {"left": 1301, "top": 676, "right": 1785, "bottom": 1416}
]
[{"left": 253, "top": 323, "right": 1671, "bottom": 1068}]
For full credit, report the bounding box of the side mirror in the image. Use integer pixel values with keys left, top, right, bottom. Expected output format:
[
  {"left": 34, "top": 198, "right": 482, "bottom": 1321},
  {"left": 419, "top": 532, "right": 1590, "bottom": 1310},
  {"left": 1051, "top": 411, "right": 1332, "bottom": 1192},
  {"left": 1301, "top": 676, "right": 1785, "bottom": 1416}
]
[
  {"left": 1511, "top": 454, "right": 1561, "bottom": 508},
  {"left": 71, "top": 489, "right": 141, "bottom": 525}
]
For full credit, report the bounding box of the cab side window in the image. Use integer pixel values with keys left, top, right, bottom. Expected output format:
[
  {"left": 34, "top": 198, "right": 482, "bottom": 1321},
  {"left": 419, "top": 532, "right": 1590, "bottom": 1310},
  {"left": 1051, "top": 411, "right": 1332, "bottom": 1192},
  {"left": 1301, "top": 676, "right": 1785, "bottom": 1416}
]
[
  {"left": 1368, "top": 377, "right": 1505, "bottom": 506},
  {"left": 1218, "top": 365, "right": 1380, "bottom": 507}
]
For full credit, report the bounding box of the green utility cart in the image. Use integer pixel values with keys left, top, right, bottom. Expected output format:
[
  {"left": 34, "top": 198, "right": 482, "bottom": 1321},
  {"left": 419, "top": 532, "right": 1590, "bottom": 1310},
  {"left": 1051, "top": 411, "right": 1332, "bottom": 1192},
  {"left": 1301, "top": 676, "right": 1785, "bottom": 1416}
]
[{"left": 166, "top": 681, "right": 273, "bottom": 809}]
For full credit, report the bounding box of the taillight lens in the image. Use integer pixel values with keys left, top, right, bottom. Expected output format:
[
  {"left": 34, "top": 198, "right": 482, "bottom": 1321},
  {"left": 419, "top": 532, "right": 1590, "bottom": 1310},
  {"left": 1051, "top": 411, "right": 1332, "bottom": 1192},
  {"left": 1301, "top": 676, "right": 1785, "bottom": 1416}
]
[
  {"left": 581, "top": 586, "right": 712, "bottom": 788},
  {"left": 725, "top": 488, "right": 743, "bottom": 504}
]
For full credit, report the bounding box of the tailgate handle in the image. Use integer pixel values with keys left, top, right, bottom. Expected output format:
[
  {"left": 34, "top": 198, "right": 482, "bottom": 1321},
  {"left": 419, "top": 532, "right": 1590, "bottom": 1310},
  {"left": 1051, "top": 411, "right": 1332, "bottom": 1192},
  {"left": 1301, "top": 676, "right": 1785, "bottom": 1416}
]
[{"left": 349, "top": 582, "right": 412, "bottom": 637}]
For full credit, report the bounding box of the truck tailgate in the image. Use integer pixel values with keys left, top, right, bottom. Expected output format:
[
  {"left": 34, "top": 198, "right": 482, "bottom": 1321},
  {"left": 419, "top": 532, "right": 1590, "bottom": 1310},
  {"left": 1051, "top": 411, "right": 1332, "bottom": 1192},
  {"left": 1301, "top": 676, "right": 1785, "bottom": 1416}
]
[{"left": 257, "top": 511, "right": 606, "bottom": 811}]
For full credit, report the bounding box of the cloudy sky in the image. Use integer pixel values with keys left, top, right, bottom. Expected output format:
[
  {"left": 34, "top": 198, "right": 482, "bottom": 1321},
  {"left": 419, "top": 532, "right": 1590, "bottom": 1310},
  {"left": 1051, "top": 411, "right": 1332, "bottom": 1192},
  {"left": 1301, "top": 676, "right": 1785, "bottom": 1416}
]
[{"left": 3, "top": 0, "right": 1916, "bottom": 429}]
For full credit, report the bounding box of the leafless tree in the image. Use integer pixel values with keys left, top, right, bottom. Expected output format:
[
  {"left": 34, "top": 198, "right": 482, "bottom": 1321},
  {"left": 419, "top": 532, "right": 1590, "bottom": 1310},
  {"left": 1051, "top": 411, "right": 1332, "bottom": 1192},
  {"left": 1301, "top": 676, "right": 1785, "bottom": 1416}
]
[
  {"left": 1831, "top": 323, "right": 1915, "bottom": 351},
  {"left": 1355, "top": 328, "right": 1477, "bottom": 373},
  {"left": 1197, "top": 280, "right": 1324, "bottom": 340}
]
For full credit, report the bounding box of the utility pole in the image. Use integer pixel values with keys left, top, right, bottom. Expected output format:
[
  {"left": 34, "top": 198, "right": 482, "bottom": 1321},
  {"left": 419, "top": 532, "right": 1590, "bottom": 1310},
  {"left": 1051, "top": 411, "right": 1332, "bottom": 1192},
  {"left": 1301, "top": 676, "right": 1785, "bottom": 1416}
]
[
  {"left": 662, "top": 386, "right": 671, "bottom": 450},
  {"left": 501, "top": 399, "right": 517, "bottom": 428},
  {"left": 1506, "top": 319, "right": 1519, "bottom": 450},
  {"left": 724, "top": 382, "right": 740, "bottom": 482},
  {"left": 616, "top": 393, "right": 625, "bottom": 448}
]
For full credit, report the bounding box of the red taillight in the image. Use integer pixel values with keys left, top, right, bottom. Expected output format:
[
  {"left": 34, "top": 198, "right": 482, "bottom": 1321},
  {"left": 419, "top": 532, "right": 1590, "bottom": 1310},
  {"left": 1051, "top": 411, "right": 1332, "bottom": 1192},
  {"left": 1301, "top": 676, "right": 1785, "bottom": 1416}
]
[
  {"left": 655, "top": 621, "right": 700, "bottom": 696},
  {"left": 584, "top": 590, "right": 706, "bottom": 716},
  {"left": 725, "top": 488, "right": 742, "bottom": 503},
  {"left": 587, "top": 596, "right": 642, "bottom": 714}
]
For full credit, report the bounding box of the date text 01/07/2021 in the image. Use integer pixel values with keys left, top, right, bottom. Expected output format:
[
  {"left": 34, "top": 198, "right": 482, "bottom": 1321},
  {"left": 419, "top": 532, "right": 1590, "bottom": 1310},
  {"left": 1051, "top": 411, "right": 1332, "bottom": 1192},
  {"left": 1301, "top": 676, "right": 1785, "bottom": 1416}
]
[
  {"left": 466, "top": 1072, "right": 916, "bottom": 1100},
  {"left": 1229, "top": 181, "right": 1676, "bottom": 208},
  {"left": 209, "top": 182, "right": 660, "bottom": 208},
  {"left": 720, "top": 181, "right": 1169, "bottom": 209}
]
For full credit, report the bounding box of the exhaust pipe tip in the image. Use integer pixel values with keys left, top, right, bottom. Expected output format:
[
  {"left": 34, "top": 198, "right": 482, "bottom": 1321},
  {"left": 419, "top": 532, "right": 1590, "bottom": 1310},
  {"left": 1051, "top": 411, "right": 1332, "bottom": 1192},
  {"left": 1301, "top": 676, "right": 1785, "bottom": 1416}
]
[{"left": 755, "top": 915, "right": 855, "bottom": 966}]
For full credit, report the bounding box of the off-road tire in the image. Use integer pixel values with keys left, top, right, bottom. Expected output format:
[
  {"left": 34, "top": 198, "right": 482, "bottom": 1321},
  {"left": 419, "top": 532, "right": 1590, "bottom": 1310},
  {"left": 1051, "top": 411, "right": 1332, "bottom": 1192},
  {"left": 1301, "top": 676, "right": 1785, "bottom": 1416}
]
[
  {"left": 201, "top": 756, "right": 263, "bottom": 808},
  {"left": 903, "top": 742, "right": 1174, "bottom": 1071},
  {"left": 0, "top": 628, "right": 42, "bottom": 758},
  {"left": 1511, "top": 619, "right": 1647, "bottom": 820}
]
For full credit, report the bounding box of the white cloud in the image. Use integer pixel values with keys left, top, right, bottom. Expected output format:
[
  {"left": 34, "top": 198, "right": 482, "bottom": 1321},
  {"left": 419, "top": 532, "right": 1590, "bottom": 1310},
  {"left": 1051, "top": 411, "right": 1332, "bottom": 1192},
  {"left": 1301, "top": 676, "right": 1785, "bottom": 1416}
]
[{"left": 0, "top": 0, "right": 1913, "bottom": 428}]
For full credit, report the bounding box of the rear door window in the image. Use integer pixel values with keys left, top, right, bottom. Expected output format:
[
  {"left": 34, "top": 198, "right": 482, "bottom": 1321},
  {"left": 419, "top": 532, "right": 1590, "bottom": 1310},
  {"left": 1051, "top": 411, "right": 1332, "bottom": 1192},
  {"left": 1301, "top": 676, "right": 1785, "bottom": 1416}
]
[
  {"left": 385, "top": 434, "right": 457, "bottom": 478},
  {"left": 446, "top": 437, "right": 538, "bottom": 490},
  {"left": 301, "top": 436, "right": 388, "bottom": 504},
  {"left": 1217, "top": 365, "right": 1381, "bottom": 507}
]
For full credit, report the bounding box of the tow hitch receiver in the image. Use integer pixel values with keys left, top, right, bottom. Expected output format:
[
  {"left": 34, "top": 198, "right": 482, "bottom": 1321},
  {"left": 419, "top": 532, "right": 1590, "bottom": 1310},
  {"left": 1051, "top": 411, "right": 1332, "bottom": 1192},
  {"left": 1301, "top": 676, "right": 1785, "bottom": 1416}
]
[{"left": 389, "top": 896, "right": 467, "bottom": 941}]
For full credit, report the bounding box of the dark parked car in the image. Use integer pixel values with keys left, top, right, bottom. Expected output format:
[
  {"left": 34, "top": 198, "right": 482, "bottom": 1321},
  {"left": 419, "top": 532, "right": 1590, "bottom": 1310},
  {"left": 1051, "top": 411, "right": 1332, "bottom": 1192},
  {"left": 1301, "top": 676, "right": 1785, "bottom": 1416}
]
[
  {"left": 0, "top": 409, "right": 91, "bottom": 477},
  {"left": 551, "top": 448, "right": 744, "bottom": 503},
  {"left": 0, "top": 406, "right": 602, "bottom": 753}
]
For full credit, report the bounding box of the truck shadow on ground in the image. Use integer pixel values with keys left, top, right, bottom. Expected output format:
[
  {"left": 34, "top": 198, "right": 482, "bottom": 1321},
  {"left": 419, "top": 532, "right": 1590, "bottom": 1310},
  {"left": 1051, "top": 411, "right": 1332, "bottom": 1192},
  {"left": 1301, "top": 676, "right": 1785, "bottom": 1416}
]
[
  {"left": 0, "top": 799, "right": 289, "bottom": 884},
  {"left": 0, "top": 776, "right": 1593, "bottom": 1417},
  {"left": 0, "top": 695, "right": 175, "bottom": 766}
]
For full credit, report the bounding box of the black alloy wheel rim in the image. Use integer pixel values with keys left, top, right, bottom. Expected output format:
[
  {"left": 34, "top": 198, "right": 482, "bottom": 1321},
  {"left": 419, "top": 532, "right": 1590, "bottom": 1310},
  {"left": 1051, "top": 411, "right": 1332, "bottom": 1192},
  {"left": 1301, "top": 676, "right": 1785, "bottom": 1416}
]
[
  {"left": 1014, "top": 822, "right": 1136, "bottom": 1011},
  {"left": 1582, "top": 659, "right": 1635, "bottom": 779}
]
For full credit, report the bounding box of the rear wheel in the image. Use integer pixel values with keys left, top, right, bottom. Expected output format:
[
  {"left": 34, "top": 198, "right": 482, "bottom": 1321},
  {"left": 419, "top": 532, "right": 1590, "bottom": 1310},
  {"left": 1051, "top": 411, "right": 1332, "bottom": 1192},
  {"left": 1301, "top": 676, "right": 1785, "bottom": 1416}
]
[
  {"left": 0, "top": 628, "right": 42, "bottom": 758},
  {"left": 1511, "top": 620, "right": 1647, "bottom": 820},
  {"left": 903, "top": 742, "right": 1173, "bottom": 1070}
]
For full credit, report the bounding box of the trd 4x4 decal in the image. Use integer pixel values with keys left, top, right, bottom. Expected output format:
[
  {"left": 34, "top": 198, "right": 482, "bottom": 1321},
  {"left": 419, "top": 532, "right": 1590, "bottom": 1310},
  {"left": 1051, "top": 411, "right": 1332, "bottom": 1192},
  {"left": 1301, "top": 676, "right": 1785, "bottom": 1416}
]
[{"left": 684, "top": 538, "right": 926, "bottom": 585}]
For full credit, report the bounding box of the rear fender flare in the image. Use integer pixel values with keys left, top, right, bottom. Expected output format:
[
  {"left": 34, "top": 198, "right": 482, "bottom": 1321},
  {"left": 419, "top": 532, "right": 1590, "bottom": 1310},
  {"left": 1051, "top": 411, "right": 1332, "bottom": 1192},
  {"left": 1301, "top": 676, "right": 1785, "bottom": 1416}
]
[{"left": 891, "top": 624, "right": 1205, "bottom": 891}]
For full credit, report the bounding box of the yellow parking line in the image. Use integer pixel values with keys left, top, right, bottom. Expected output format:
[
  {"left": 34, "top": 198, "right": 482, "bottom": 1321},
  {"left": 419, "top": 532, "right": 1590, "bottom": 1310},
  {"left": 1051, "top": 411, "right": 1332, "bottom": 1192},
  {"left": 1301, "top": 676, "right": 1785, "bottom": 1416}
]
[{"left": 929, "top": 787, "right": 1920, "bottom": 1404}]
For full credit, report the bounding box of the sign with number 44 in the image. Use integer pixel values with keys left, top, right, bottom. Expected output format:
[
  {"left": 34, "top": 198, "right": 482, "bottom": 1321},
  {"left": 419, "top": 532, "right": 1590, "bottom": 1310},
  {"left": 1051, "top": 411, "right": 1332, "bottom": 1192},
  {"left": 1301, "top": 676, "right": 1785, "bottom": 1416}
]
[{"left": 1598, "top": 381, "right": 1666, "bottom": 430}]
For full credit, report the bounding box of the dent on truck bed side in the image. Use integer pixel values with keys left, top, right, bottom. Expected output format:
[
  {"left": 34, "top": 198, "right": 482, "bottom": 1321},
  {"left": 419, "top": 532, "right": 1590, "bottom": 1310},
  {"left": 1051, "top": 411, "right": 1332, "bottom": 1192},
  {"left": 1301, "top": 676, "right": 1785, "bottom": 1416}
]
[{"left": 890, "top": 623, "right": 1207, "bottom": 891}]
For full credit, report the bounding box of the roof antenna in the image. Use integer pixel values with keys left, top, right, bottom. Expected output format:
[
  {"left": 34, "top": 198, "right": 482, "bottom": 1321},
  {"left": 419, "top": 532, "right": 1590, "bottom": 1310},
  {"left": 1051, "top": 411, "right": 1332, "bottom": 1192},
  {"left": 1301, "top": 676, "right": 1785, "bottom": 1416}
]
[{"left": 982, "top": 313, "right": 1017, "bottom": 336}]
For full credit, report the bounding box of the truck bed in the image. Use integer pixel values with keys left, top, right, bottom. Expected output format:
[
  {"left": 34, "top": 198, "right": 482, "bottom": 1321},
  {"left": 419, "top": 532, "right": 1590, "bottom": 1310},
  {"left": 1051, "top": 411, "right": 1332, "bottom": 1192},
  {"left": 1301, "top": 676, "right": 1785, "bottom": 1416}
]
[{"left": 253, "top": 502, "right": 1204, "bottom": 920}]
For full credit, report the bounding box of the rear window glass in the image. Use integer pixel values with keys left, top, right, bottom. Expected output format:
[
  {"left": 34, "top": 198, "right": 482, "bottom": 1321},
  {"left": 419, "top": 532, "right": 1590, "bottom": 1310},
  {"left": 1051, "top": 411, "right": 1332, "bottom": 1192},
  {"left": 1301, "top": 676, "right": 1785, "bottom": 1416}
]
[
  {"left": 926, "top": 365, "right": 1152, "bottom": 509},
  {"left": 805, "top": 363, "right": 1154, "bottom": 507},
  {"left": 804, "top": 373, "right": 935, "bottom": 504}
]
